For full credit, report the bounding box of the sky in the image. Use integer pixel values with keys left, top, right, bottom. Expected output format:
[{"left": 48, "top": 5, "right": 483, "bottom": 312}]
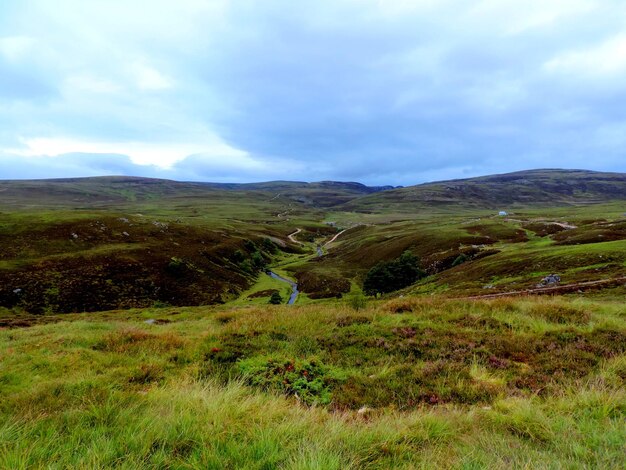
[{"left": 1, "top": 0, "right": 625, "bottom": 185}]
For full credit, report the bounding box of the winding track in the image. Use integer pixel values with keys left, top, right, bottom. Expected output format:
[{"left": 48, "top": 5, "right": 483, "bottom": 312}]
[
  {"left": 287, "top": 228, "right": 303, "bottom": 245},
  {"left": 323, "top": 229, "right": 348, "bottom": 247}
]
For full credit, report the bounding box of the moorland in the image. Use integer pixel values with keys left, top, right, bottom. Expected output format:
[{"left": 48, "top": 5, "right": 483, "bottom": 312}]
[{"left": 0, "top": 168, "right": 625, "bottom": 468}]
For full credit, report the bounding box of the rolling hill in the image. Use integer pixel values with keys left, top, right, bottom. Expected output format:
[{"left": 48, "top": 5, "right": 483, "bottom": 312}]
[
  {"left": 0, "top": 176, "right": 395, "bottom": 209},
  {"left": 340, "top": 169, "right": 626, "bottom": 212},
  {"left": 0, "top": 168, "right": 625, "bottom": 314},
  {"left": 2, "top": 168, "right": 626, "bottom": 468},
  {"left": 2, "top": 169, "right": 623, "bottom": 211}
]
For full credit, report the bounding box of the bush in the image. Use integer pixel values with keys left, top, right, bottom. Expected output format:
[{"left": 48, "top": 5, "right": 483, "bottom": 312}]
[
  {"left": 238, "top": 260, "right": 253, "bottom": 274},
  {"left": 363, "top": 250, "right": 426, "bottom": 295},
  {"left": 347, "top": 293, "right": 367, "bottom": 311},
  {"left": 452, "top": 254, "right": 468, "bottom": 267},
  {"left": 261, "top": 238, "right": 278, "bottom": 254},
  {"left": 238, "top": 357, "right": 333, "bottom": 405},
  {"left": 251, "top": 251, "right": 266, "bottom": 269},
  {"left": 269, "top": 292, "right": 283, "bottom": 304},
  {"left": 231, "top": 250, "right": 246, "bottom": 263}
]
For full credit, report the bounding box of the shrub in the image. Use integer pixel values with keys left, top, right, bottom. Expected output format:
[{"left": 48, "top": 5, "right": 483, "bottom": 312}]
[
  {"left": 347, "top": 293, "right": 367, "bottom": 311},
  {"left": 251, "top": 251, "right": 266, "bottom": 269},
  {"left": 165, "top": 257, "right": 201, "bottom": 277},
  {"left": 238, "top": 357, "right": 333, "bottom": 405},
  {"left": 261, "top": 238, "right": 278, "bottom": 254},
  {"left": 363, "top": 250, "right": 426, "bottom": 295},
  {"left": 452, "top": 253, "right": 468, "bottom": 267},
  {"left": 269, "top": 292, "right": 283, "bottom": 304},
  {"left": 231, "top": 250, "right": 246, "bottom": 263},
  {"left": 238, "top": 260, "right": 253, "bottom": 274}
]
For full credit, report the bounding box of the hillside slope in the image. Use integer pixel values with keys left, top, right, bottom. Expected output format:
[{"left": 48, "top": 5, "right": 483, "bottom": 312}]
[
  {"left": 341, "top": 169, "right": 626, "bottom": 212},
  {"left": 0, "top": 176, "right": 394, "bottom": 209}
]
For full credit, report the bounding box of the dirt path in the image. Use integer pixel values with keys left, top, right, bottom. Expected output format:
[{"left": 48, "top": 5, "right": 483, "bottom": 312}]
[
  {"left": 504, "top": 218, "right": 577, "bottom": 230},
  {"left": 461, "top": 277, "right": 626, "bottom": 300},
  {"left": 288, "top": 228, "right": 303, "bottom": 245},
  {"left": 324, "top": 229, "right": 347, "bottom": 247}
]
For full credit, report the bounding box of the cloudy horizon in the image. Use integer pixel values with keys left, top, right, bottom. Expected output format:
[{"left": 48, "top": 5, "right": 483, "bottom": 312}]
[{"left": 1, "top": 0, "right": 626, "bottom": 185}]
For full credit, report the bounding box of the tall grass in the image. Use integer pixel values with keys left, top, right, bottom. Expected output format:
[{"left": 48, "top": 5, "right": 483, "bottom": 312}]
[{"left": 1, "top": 297, "right": 624, "bottom": 468}]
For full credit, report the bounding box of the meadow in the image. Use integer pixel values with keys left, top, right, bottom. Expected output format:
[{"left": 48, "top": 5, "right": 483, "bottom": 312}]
[
  {"left": 1, "top": 295, "right": 625, "bottom": 468},
  {"left": 1, "top": 170, "right": 625, "bottom": 468}
]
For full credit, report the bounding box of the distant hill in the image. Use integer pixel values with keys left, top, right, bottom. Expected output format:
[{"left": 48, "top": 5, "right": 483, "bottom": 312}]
[
  {"left": 198, "top": 180, "right": 397, "bottom": 207},
  {"left": 1, "top": 169, "right": 624, "bottom": 210},
  {"left": 0, "top": 176, "right": 395, "bottom": 208},
  {"left": 0, "top": 176, "right": 218, "bottom": 207},
  {"left": 340, "top": 169, "right": 626, "bottom": 212}
]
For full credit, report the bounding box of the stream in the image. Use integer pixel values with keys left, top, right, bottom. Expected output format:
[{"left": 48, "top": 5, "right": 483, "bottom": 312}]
[{"left": 267, "top": 271, "right": 299, "bottom": 305}]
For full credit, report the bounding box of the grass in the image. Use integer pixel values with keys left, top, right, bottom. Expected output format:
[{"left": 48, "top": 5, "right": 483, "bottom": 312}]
[
  {"left": 1, "top": 296, "right": 624, "bottom": 468},
  {"left": 1, "top": 172, "right": 626, "bottom": 467},
  {"left": 1, "top": 174, "right": 625, "bottom": 312},
  {"left": 230, "top": 272, "right": 294, "bottom": 306}
]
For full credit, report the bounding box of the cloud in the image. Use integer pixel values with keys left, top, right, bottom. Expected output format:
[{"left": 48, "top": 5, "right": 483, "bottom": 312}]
[
  {"left": 0, "top": 0, "right": 625, "bottom": 185},
  {"left": 9, "top": 136, "right": 248, "bottom": 168},
  {"left": 132, "top": 63, "right": 173, "bottom": 91},
  {"left": 544, "top": 34, "right": 626, "bottom": 77},
  {"left": 0, "top": 36, "right": 36, "bottom": 62},
  {"left": 0, "top": 152, "right": 149, "bottom": 180}
]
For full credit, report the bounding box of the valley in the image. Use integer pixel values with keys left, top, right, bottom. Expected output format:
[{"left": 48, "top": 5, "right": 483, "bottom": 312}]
[{"left": 1, "top": 169, "right": 625, "bottom": 468}]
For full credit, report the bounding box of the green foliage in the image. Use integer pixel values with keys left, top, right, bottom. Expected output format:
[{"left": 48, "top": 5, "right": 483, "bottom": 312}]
[
  {"left": 363, "top": 250, "right": 426, "bottom": 295},
  {"left": 250, "top": 250, "right": 266, "bottom": 269},
  {"left": 243, "top": 239, "right": 257, "bottom": 252},
  {"left": 231, "top": 250, "right": 246, "bottom": 263},
  {"left": 347, "top": 292, "right": 367, "bottom": 311},
  {"left": 238, "top": 357, "right": 333, "bottom": 405},
  {"left": 261, "top": 238, "right": 278, "bottom": 254},
  {"left": 452, "top": 253, "right": 469, "bottom": 267},
  {"left": 1, "top": 296, "right": 625, "bottom": 467},
  {"left": 238, "top": 260, "right": 253, "bottom": 274},
  {"left": 268, "top": 292, "right": 283, "bottom": 304}
]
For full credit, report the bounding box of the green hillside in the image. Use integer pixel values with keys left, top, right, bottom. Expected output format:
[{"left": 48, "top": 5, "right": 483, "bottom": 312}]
[
  {"left": 341, "top": 169, "right": 626, "bottom": 212},
  {"left": 1, "top": 170, "right": 625, "bottom": 312},
  {"left": 1, "top": 169, "right": 625, "bottom": 468}
]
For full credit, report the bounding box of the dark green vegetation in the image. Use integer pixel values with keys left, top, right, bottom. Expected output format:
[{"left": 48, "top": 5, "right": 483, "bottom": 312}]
[
  {"left": 363, "top": 251, "right": 426, "bottom": 295},
  {"left": 201, "top": 297, "right": 626, "bottom": 410},
  {"left": 1, "top": 297, "right": 624, "bottom": 467},
  {"left": 0, "top": 169, "right": 625, "bottom": 467},
  {"left": 1, "top": 169, "right": 625, "bottom": 311},
  {"left": 268, "top": 291, "right": 283, "bottom": 304}
]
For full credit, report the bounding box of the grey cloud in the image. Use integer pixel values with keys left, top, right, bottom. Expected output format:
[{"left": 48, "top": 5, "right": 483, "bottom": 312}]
[
  {"left": 0, "top": 0, "right": 625, "bottom": 185},
  {"left": 0, "top": 153, "right": 156, "bottom": 180}
]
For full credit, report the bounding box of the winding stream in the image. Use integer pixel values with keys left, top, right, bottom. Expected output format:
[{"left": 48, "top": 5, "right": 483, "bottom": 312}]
[{"left": 267, "top": 271, "right": 299, "bottom": 305}]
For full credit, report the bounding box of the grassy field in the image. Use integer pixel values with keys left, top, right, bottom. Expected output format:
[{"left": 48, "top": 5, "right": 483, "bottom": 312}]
[
  {"left": 1, "top": 171, "right": 625, "bottom": 311},
  {"left": 1, "top": 170, "right": 625, "bottom": 467},
  {"left": 1, "top": 295, "right": 625, "bottom": 468}
]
